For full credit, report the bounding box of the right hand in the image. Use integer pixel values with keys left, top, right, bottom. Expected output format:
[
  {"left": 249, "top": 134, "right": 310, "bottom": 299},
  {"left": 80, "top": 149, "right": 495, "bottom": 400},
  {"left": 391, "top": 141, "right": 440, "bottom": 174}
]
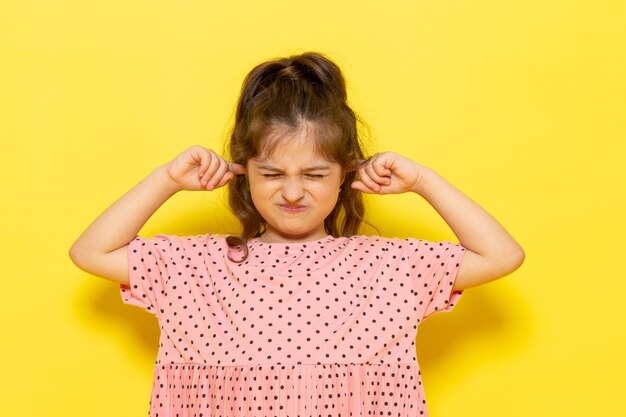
[{"left": 164, "top": 145, "right": 246, "bottom": 191}]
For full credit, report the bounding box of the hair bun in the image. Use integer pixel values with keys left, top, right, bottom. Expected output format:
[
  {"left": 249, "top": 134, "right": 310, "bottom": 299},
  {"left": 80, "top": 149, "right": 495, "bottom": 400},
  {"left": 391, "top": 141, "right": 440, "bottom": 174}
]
[
  {"left": 272, "top": 53, "right": 347, "bottom": 101},
  {"left": 276, "top": 65, "right": 302, "bottom": 81}
]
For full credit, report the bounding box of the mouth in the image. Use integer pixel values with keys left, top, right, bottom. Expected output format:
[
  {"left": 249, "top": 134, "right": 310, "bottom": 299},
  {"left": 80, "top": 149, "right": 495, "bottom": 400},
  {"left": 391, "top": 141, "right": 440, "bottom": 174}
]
[{"left": 278, "top": 204, "right": 307, "bottom": 214}]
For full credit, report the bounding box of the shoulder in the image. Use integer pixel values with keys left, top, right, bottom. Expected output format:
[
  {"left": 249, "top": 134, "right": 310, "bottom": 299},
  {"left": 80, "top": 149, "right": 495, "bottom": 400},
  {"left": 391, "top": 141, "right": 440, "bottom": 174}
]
[
  {"left": 341, "top": 234, "right": 424, "bottom": 248},
  {"left": 342, "top": 235, "right": 462, "bottom": 255},
  {"left": 131, "top": 233, "right": 228, "bottom": 253}
]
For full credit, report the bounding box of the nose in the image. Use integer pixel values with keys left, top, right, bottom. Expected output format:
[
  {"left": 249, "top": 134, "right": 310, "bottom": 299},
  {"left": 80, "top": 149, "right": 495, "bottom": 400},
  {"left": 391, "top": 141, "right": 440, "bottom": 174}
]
[{"left": 281, "top": 176, "right": 305, "bottom": 203}]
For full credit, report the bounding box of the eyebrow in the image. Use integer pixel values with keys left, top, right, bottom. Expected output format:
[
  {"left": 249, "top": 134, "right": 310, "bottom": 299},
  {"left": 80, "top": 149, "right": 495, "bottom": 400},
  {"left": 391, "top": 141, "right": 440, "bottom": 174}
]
[{"left": 256, "top": 164, "right": 331, "bottom": 172}]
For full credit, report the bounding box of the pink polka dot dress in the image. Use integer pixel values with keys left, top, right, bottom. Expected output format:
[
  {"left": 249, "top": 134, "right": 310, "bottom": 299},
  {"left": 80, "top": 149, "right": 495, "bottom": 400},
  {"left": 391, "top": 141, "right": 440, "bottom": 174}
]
[{"left": 119, "top": 233, "right": 466, "bottom": 417}]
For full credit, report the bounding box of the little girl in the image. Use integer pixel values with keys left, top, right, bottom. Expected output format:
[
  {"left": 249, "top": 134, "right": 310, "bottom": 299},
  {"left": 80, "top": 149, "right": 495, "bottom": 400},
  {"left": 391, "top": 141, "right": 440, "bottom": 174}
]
[{"left": 70, "top": 51, "right": 524, "bottom": 417}]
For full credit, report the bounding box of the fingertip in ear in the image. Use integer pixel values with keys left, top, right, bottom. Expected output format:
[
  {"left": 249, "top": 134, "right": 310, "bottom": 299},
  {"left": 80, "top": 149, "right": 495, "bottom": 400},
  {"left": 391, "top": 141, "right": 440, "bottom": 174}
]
[{"left": 231, "top": 163, "right": 247, "bottom": 175}]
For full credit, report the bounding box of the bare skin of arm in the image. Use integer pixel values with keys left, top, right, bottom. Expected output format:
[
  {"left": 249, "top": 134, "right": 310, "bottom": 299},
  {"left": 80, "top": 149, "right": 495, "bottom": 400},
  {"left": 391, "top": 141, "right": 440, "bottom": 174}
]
[
  {"left": 68, "top": 146, "right": 244, "bottom": 286},
  {"left": 352, "top": 152, "right": 525, "bottom": 291}
]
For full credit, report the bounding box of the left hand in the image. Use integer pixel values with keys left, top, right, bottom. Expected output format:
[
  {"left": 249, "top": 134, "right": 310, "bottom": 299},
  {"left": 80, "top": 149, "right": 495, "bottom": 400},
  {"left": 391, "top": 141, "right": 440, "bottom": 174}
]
[{"left": 351, "top": 152, "right": 426, "bottom": 194}]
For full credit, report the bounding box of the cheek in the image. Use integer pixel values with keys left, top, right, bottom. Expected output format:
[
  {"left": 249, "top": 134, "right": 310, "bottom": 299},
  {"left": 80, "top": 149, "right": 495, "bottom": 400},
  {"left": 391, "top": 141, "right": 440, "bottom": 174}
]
[
  {"left": 313, "top": 185, "right": 341, "bottom": 204},
  {"left": 248, "top": 180, "right": 277, "bottom": 202}
]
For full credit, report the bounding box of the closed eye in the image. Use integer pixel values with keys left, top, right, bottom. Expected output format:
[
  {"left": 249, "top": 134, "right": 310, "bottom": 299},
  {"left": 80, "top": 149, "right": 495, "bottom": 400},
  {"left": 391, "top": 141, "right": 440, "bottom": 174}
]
[{"left": 261, "top": 173, "right": 325, "bottom": 179}]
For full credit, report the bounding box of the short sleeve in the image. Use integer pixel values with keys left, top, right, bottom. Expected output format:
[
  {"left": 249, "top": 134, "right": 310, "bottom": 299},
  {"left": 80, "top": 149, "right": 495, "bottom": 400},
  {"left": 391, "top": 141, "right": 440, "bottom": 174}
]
[
  {"left": 119, "top": 234, "right": 180, "bottom": 316},
  {"left": 407, "top": 239, "right": 467, "bottom": 322}
]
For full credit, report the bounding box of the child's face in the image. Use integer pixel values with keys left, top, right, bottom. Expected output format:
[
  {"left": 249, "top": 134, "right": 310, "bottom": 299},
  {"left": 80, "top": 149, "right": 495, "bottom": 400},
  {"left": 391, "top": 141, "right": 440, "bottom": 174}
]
[{"left": 247, "top": 132, "right": 344, "bottom": 243}]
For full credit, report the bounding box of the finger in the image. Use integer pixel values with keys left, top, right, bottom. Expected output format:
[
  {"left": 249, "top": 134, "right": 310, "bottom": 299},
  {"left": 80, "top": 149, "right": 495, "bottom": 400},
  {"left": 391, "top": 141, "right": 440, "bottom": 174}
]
[
  {"left": 364, "top": 163, "right": 387, "bottom": 185},
  {"left": 372, "top": 157, "right": 392, "bottom": 180},
  {"left": 364, "top": 153, "right": 389, "bottom": 182},
  {"left": 201, "top": 153, "right": 221, "bottom": 186},
  {"left": 229, "top": 162, "right": 247, "bottom": 175},
  {"left": 350, "top": 180, "right": 379, "bottom": 194},
  {"left": 215, "top": 171, "right": 235, "bottom": 188},
  {"left": 206, "top": 160, "right": 230, "bottom": 190},
  {"left": 367, "top": 154, "right": 393, "bottom": 181},
  {"left": 197, "top": 150, "right": 212, "bottom": 180},
  {"left": 356, "top": 167, "right": 382, "bottom": 192}
]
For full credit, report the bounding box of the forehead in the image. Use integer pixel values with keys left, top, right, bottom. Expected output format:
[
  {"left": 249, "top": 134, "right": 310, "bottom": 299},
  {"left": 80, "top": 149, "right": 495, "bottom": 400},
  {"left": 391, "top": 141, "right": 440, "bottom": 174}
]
[{"left": 252, "top": 124, "right": 336, "bottom": 166}]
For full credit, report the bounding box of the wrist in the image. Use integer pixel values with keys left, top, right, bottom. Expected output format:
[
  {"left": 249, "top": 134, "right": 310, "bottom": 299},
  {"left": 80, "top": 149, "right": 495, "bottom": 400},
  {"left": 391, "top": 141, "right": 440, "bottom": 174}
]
[
  {"left": 152, "top": 165, "right": 183, "bottom": 196},
  {"left": 410, "top": 166, "right": 436, "bottom": 196}
]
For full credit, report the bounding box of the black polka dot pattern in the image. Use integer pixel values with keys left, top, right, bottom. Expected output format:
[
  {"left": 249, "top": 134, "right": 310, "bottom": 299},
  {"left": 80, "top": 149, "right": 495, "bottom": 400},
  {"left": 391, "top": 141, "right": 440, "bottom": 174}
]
[{"left": 120, "top": 234, "right": 466, "bottom": 416}]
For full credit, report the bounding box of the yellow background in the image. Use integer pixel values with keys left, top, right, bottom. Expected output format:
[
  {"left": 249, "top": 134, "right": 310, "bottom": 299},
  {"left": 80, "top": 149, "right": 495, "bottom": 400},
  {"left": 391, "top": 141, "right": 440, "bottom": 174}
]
[{"left": 1, "top": 1, "right": 624, "bottom": 416}]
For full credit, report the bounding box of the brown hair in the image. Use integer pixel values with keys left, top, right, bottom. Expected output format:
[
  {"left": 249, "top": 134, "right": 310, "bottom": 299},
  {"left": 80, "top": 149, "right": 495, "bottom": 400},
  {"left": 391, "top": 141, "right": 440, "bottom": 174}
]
[{"left": 225, "top": 51, "right": 371, "bottom": 259}]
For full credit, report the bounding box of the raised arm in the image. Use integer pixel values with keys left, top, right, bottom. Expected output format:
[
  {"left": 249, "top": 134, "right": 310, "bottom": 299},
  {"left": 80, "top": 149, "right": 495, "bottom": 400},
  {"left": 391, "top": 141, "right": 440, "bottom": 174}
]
[
  {"left": 68, "top": 146, "right": 245, "bottom": 285},
  {"left": 351, "top": 152, "right": 525, "bottom": 291}
]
